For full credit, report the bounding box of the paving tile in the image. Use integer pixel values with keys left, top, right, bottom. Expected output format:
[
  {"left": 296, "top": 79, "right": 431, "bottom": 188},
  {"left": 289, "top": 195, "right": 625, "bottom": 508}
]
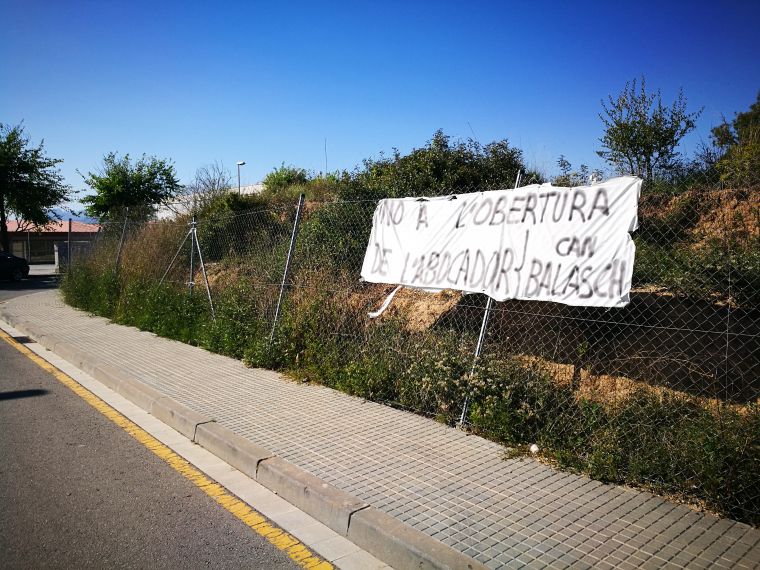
[{"left": 668, "top": 552, "right": 696, "bottom": 568}]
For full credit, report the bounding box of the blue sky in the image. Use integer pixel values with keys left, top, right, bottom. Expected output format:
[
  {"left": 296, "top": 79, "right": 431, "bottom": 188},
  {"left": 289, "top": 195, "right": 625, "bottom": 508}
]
[{"left": 2, "top": 0, "right": 759, "bottom": 208}]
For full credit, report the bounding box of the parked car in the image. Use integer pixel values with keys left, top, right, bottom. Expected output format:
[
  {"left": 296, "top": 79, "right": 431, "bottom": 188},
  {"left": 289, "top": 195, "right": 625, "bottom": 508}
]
[{"left": 0, "top": 252, "right": 30, "bottom": 281}]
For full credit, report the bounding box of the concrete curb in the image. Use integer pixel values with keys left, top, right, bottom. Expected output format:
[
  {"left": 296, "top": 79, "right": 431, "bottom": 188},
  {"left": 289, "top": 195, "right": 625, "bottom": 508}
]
[
  {"left": 1, "top": 311, "right": 488, "bottom": 570},
  {"left": 257, "top": 456, "right": 369, "bottom": 536},
  {"left": 92, "top": 363, "right": 132, "bottom": 392},
  {"left": 194, "top": 422, "right": 272, "bottom": 479},
  {"left": 349, "top": 507, "right": 485, "bottom": 570},
  {"left": 151, "top": 397, "right": 214, "bottom": 441}
]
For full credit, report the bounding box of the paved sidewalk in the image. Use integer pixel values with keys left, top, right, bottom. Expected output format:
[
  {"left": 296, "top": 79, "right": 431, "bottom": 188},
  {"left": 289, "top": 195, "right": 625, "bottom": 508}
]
[
  {"left": 28, "top": 263, "right": 58, "bottom": 276},
  {"left": 2, "top": 291, "right": 759, "bottom": 570}
]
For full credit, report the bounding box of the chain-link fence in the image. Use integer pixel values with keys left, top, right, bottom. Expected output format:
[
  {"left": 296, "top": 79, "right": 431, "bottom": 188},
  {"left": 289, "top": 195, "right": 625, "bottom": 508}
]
[{"left": 64, "top": 179, "right": 760, "bottom": 525}]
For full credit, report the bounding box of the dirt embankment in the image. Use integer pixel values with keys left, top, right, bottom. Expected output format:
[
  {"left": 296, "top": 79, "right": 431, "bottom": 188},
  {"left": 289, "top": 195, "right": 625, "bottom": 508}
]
[
  {"left": 355, "top": 285, "right": 463, "bottom": 332},
  {"left": 639, "top": 186, "right": 760, "bottom": 248}
]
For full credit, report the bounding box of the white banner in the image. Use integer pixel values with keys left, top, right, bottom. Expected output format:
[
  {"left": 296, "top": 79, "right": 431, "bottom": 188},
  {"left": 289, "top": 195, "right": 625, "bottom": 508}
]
[{"left": 361, "top": 176, "right": 642, "bottom": 307}]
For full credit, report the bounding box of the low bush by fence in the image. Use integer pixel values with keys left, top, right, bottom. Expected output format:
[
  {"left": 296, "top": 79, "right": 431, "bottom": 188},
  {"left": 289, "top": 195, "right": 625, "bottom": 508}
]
[{"left": 63, "top": 181, "right": 760, "bottom": 525}]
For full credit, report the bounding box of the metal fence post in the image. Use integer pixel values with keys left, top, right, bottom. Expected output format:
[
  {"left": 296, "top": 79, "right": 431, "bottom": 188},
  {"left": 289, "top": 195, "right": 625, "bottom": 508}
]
[
  {"left": 67, "top": 217, "right": 72, "bottom": 270},
  {"left": 458, "top": 297, "right": 494, "bottom": 428},
  {"left": 270, "top": 193, "right": 306, "bottom": 344},
  {"left": 723, "top": 216, "right": 733, "bottom": 400},
  {"left": 114, "top": 208, "right": 129, "bottom": 273},
  {"left": 189, "top": 216, "right": 196, "bottom": 295},
  {"left": 458, "top": 171, "right": 521, "bottom": 428},
  {"left": 192, "top": 218, "right": 216, "bottom": 321}
]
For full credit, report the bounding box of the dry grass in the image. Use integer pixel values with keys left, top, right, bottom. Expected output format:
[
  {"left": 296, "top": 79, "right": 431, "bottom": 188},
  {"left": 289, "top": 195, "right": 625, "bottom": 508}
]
[{"left": 513, "top": 353, "right": 758, "bottom": 415}]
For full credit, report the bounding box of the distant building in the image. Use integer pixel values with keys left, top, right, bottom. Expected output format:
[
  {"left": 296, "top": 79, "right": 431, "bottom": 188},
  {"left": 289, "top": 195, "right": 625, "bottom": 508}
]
[
  {"left": 156, "top": 183, "right": 265, "bottom": 220},
  {"left": 5, "top": 219, "right": 100, "bottom": 264},
  {"left": 237, "top": 183, "right": 265, "bottom": 196}
]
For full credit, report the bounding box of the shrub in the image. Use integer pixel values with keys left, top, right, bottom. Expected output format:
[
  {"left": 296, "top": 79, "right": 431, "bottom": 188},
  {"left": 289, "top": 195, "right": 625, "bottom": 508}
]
[{"left": 262, "top": 164, "right": 310, "bottom": 195}]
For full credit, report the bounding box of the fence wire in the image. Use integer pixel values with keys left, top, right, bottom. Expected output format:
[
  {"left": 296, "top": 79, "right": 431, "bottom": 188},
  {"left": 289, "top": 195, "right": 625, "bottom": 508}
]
[{"left": 67, "top": 179, "right": 760, "bottom": 525}]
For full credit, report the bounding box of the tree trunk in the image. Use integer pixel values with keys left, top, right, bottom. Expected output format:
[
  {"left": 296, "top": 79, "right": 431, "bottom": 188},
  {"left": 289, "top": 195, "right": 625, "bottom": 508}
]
[{"left": 0, "top": 199, "right": 9, "bottom": 253}]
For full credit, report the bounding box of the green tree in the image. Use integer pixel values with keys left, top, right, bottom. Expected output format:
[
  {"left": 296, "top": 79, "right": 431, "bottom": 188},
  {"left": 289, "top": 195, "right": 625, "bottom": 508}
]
[
  {"left": 300, "top": 130, "right": 541, "bottom": 269},
  {"left": 262, "top": 164, "right": 310, "bottom": 195},
  {"left": 341, "top": 129, "right": 540, "bottom": 200},
  {"left": 597, "top": 77, "right": 702, "bottom": 183},
  {"left": 82, "top": 152, "right": 181, "bottom": 221},
  {"left": 0, "top": 123, "right": 71, "bottom": 252},
  {"left": 552, "top": 155, "right": 604, "bottom": 187},
  {"left": 711, "top": 91, "right": 760, "bottom": 186}
]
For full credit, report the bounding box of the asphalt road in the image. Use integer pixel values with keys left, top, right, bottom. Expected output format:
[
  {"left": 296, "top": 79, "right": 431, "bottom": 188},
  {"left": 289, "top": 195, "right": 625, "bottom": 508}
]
[
  {"left": 0, "top": 274, "right": 60, "bottom": 303},
  {"left": 0, "top": 335, "right": 298, "bottom": 569}
]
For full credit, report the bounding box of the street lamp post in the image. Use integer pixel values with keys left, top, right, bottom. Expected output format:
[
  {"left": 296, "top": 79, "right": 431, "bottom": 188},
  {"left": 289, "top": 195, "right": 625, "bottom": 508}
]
[{"left": 236, "top": 161, "right": 246, "bottom": 194}]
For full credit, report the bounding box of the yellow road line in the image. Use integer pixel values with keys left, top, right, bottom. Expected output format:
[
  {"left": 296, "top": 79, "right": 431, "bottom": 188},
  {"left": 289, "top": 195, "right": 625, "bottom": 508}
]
[{"left": 0, "top": 328, "right": 333, "bottom": 570}]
